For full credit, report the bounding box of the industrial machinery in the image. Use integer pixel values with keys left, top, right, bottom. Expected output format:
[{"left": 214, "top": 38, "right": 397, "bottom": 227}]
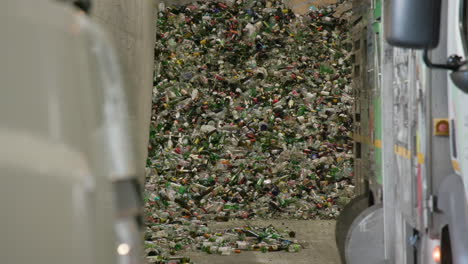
[
  {"left": 1, "top": 0, "right": 144, "bottom": 263},
  {"left": 337, "top": 0, "right": 468, "bottom": 263}
]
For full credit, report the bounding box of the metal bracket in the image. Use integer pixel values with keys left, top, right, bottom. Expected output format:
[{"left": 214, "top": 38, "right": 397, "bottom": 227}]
[{"left": 423, "top": 49, "right": 462, "bottom": 70}]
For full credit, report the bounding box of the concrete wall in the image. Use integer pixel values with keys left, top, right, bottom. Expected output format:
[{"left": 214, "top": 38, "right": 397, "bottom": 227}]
[
  {"left": 89, "top": 0, "right": 193, "bottom": 182},
  {"left": 92, "top": 0, "right": 157, "bottom": 182}
]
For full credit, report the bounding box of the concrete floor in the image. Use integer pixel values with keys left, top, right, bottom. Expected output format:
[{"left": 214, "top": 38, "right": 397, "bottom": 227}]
[{"left": 183, "top": 220, "right": 341, "bottom": 264}]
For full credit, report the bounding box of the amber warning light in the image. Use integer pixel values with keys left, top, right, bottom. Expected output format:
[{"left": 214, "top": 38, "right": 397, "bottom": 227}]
[
  {"left": 434, "top": 119, "right": 450, "bottom": 136},
  {"left": 433, "top": 245, "right": 441, "bottom": 263}
]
